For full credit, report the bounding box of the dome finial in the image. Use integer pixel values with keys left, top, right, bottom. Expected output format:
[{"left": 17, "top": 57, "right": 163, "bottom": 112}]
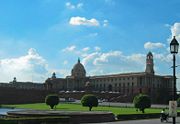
[{"left": 78, "top": 57, "right": 80, "bottom": 63}]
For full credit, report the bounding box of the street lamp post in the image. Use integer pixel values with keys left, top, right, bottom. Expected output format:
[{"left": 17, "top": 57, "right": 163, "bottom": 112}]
[{"left": 170, "top": 36, "right": 179, "bottom": 124}]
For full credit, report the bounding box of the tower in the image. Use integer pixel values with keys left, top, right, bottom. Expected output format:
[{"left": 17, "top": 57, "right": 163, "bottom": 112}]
[
  {"left": 145, "top": 52, "right": 154, "bottom": 74},
  {"left": 52, "top": 72, "right": 56, "bottom": 79}
]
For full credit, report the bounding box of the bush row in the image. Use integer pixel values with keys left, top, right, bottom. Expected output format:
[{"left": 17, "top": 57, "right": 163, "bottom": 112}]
[
  {"left": 117, "top": 112, "right": 180, "bottom": 121},
  {"left": 117, "top": 113, "right": 160, "bottom": 120}
]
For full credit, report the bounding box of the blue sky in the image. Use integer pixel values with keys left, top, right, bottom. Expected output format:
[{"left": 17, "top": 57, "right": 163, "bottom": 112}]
[{"left": 0, "top": 0, "right": 180, "bottom": 89}]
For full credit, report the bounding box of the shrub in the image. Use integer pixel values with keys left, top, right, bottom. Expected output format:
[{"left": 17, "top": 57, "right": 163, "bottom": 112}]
[
  {"left": 81, "top": 94, "right": 98, "bottom": 111},
  {"left": 177, "top": 97, "right": 180, "bottom": 107},
  {"left": 45, "top": 94, "right": 59, "bottom": 109},
  {"left": 133, "top": 94, "right": 151, "bottom": 113}
]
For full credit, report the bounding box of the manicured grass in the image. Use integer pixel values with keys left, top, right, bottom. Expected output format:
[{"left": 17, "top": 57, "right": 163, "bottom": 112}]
[{"left": 4, "top": 103, "right": 162, "bottom": 115}]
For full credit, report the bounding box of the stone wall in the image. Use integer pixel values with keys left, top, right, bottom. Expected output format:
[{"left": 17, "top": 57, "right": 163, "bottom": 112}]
[{"left": 0, "top": 87, "right": 56, "bottom": 104}]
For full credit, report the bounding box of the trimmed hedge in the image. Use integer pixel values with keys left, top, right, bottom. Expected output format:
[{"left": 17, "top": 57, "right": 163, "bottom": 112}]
[
  {"left": 117, "top": 112, "right": 180, "bottom": 121},
  {"left": 117, "top": 113, "right": 160, "bottom": 120}
]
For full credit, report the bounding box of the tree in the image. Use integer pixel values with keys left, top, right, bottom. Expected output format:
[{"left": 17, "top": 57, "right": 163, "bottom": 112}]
[
  {"left": 133, "top": 94, "right": 151, "bottom": 113},
  {"left": 177, "top": 97, "right": 180, "bottom": 107},
  {"left": 45, "top": 94, "right": 59, "bottom": 109},
  {"left": 81, "top": 94, "right": 98, "bottom": 111},
  {"left": 154, "top": 87, "right": 170, "bottom": 104}
]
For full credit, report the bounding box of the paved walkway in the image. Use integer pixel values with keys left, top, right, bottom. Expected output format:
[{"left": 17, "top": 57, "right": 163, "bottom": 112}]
[{"left": 85, "top": 117, "right": 180, "bottom": 124}]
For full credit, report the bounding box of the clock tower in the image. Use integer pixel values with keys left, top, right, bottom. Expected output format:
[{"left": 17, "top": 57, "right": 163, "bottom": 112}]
[{"left": 145, "top": 52, "right": 154, "bottom": 74}]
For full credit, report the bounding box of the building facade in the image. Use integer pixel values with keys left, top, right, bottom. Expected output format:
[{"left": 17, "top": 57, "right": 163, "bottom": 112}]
[{"left": 44, "top": 52, "right": 173, "bottom": 103}]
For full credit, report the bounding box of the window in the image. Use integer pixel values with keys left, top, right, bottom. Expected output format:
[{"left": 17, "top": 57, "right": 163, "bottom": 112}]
[{"left": 140, "top": 82, "right": 142, "bottom": 86}]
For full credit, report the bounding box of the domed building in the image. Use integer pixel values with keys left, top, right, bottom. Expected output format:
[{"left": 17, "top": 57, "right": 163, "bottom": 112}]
[
  {"left": 71, "top": 58, "right": 86, "bottom": 78},
  {"left": 44, "top": 52, "right": 173, "bottom": 103},
  {"left": 45, "top": 58, "right": 89, "bottom": 91}
]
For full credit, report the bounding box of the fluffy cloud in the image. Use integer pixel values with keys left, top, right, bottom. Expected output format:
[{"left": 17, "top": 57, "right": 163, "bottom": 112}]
[
  {"left": 0, "top": 48, "right": 49, "bottom": 82},
  {"left": 152, "top": 53, "right": 172, "bottom": 63},
  {"left": 62, "top": 45, "right": 76, "bottom": 52},
  {"left": 94, "top": 46, "right": 101, "bottom": 51},
  {"left": 60, "top": 45, "right": 175, "bottom": 77},
  {"left": 103, "top": 20, "right": 108, "bottom": 27},
  {"left": 171, "top": 23, "right": 180, "bottom": 41},
  {"left": 93, "top": 51, "right": 122, "bottom": 65},
  {"left": 61, "top": 45, "right": 146, "bottom": 75},
  {"left": 82, "top": 52, "right": 99, "bottom": 66},
  {"left": 82, "top": 47, "right": 90, "bottom": 52},
  {"left": 87, "top": 51, "right": 146, "bottom": 75},
  {"left": 65, "top": 2, "right": 83, "bottom": 9},
  {"left": 144, "top": 42, "right": 165, "bottom": 50},
  {"left": 69, "top": 17, "right": 100, "bottom": 26}
]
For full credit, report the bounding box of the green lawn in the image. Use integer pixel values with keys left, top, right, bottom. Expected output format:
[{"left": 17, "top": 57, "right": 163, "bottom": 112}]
[{"left": 4, "top": 103, "right": 162, "bottom": 115}]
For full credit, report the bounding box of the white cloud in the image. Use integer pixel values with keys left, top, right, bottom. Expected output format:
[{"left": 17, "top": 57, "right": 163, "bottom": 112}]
[
  {"left": 0, "top": 48, "right": 49, "bottom": 82},
  {"left": 62, "top": 45, "right": 76, "bottom": 52},
  {"left": 94, "top": 46, "right": 101, "bottom": 51},
  {"left": 66, "top": 2, "right": 75, "bottom": 9},
  {"left": 82, "top": 52, "right": 99, "bottom": 66},
  {"left": 77, "top": 3, "right": 83, "bottom": 8},
  {"left": 126, "top": 54, "right": 145, "bottom": 64},
  {"left": 144, "top": 42, "right": 165, "bottom": 50},
  {"left": 60, "top": 45, "right": 176, "bottom": 82},
  {"left": 65, "top": 2, "right": 83, "bottom": 9},
  {"left": 103, "top": 20, "right": 108, "bottom": 27},
  {"left": 61, "top": 46, "right": 146, "bottom": 75},
  {"left": 84, "top": 51, "right": 146, "bottom": 76},
  {"left": 94, "top": 51, "right": 122, "bottom": 65},
  {"left": 153, "top": 53, "right": 172, "bottom": 63},
  {"left": 82, "top": 47, "right": 90, "bottom": 52},
  {"left": 69, "top": 17, "right": 100, "bottom": 26},
  {"left": 170, "top": 23, "right": 180, "bottom": 41}
]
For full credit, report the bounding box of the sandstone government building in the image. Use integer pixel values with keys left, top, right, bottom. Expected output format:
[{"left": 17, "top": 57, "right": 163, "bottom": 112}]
[
  {"left": 44, "top": 52, "right": 173, "bottom": 102},
  {"left": 0, "top": 52, "right": 174, "bottom": 103}
]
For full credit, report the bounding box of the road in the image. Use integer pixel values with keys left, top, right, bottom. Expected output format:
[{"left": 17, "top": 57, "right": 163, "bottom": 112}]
[{"left": 85, "top": 117, "right": 180, "bottom": 124}]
